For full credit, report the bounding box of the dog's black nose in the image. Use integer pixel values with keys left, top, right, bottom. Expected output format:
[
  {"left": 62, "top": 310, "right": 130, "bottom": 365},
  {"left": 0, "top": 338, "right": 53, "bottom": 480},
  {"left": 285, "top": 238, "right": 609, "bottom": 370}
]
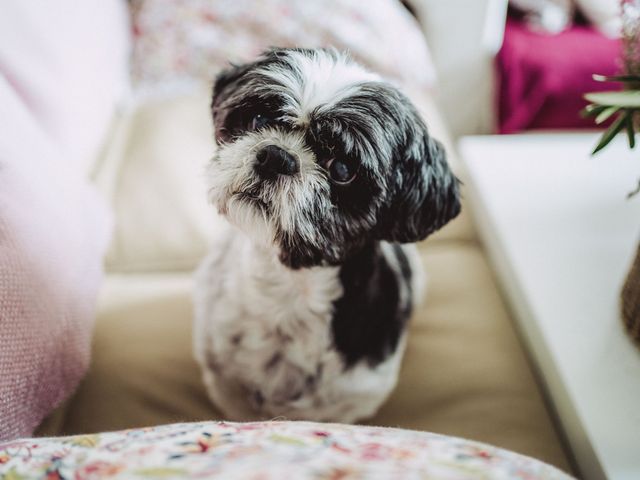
[{"left": 255, "top": 145, "right": 299, "bottom": 177}]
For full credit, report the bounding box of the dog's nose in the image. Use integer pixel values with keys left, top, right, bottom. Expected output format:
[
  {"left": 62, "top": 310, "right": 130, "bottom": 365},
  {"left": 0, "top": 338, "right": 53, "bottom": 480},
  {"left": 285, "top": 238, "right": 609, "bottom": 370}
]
[{"left": 255, "top": 145, "right": 299, "bottom": 177}]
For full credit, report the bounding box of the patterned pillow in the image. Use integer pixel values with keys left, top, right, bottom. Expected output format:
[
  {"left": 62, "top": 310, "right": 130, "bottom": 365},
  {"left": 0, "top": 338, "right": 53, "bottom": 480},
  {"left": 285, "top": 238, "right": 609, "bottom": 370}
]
[
  {"left": 0, "top": 421, "right": 574, "bottom": 479},
  {"left": 130, "top": 0, "right": 436, "bottom": 94}
]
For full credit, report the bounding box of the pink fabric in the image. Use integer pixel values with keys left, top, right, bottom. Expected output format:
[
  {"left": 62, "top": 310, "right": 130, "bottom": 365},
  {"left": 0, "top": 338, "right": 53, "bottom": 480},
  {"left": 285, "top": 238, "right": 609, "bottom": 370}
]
[
  {"left": 0, "top": 1, "right": 126, "bottom": 440},
  {"left": 0, "top": 2, "right": 131, "bottom": 174},
  {"left": 497, "top": 17, "right": 622, "bottom": 133},
  {"left": 0, "top": 78, "right": 111, "bottom": 441}
]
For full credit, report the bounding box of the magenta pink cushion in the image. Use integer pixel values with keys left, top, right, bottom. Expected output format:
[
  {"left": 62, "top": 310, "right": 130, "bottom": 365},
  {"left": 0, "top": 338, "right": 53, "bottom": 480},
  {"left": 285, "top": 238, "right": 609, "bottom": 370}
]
[{"left": 497, "top": 18, "right": 622, "bottom": 133}]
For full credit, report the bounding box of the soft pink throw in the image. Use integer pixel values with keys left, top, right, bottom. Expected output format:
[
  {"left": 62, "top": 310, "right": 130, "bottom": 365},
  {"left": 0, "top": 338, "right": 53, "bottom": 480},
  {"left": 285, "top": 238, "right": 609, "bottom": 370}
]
[
  {"left": 0, "top": 1, "right": 128, "bottom": 440},
  {"left": 0, "top": 78, "right": 111, "bottom": 440}
]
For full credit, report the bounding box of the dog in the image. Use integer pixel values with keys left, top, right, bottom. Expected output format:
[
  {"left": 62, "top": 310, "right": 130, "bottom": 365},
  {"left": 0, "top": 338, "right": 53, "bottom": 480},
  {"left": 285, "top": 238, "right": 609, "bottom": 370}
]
[{"left": 194, "top": 48, "right": 460, "bottom": 423}]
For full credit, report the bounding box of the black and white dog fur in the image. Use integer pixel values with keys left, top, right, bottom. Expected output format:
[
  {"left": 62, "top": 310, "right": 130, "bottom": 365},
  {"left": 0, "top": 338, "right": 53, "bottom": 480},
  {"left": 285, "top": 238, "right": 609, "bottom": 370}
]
[{"left": 194, "top": 48, "right": 460, "bottom": 423}]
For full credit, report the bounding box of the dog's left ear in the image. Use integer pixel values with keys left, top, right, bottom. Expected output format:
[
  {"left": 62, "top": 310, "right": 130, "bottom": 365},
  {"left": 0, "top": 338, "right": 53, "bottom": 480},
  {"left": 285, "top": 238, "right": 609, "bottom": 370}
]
[{"left": 376, "top": 121, "right": 461, "bottom": 243}]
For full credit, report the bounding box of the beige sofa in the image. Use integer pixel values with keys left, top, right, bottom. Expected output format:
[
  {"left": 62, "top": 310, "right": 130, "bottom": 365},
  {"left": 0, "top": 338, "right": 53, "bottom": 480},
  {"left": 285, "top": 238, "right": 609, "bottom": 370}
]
[
  {"left": 36, "top": 1, "right": 573, "bottom": 475},
  {"left": 37, "top": 85, "right": 572, "bottom": 473}
]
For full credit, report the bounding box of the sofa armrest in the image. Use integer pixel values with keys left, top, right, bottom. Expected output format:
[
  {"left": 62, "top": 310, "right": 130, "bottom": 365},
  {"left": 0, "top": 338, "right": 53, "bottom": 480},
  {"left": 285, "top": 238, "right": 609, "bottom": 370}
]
[{"left": 405, "top": 0, "right": 508, "bottom": 137}]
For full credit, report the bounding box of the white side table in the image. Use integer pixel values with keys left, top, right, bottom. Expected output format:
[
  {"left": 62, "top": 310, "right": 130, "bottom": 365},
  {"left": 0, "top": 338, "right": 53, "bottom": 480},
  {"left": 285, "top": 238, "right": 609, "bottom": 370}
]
[{"left": 459, "top": 133, "right": 640, "bottom": 480}]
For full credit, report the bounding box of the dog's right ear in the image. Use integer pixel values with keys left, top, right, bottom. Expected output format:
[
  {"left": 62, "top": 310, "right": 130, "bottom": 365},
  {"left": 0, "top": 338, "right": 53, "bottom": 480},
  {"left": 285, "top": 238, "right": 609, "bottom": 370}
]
[
  {"left": 211, "top": 49, "right": 290, "bottom": 142},
  {"left": 211, "top": 62, "right": 255, "bottom": 142},
  {"left": 212, "top": 64, "right": 251, "bottom": 109}
]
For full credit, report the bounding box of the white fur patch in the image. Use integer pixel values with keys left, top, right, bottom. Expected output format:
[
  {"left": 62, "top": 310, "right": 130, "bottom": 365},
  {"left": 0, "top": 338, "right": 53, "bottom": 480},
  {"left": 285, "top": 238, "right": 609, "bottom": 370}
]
[
  {"left": 207, "top": 128, "right": 332, "bottom": 248},
  {"left": 257, "top": 50, "right": 381, "bottom": 124},
  {"left": 381, "top": 242, "right": 427, "bottom": 308}
]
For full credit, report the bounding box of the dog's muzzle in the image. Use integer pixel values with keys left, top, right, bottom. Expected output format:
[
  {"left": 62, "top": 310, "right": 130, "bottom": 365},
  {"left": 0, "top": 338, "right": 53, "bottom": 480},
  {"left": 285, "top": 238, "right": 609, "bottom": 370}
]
[{"left": 255, "top": 145, "right": 299, "bottom": 179}]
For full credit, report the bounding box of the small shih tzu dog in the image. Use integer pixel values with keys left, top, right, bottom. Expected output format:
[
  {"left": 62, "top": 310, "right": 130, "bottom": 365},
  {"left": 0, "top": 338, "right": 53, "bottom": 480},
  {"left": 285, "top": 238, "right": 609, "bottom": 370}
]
[{"left": 194, "top": 48, "right": 460, "bottom": 423}]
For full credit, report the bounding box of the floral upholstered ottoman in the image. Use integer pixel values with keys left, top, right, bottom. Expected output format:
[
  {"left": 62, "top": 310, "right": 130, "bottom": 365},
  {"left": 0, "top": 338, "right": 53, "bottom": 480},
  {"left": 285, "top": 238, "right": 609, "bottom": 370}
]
[{"left": 1, "top": 421, "right": 573, "bottom": 479}]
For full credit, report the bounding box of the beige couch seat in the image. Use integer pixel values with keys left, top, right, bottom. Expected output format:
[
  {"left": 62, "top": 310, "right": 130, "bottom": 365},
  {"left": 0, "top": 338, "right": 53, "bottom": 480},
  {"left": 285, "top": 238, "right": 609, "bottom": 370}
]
[{"left": 38, "top": 89, "right": 573, "bottom": 474}]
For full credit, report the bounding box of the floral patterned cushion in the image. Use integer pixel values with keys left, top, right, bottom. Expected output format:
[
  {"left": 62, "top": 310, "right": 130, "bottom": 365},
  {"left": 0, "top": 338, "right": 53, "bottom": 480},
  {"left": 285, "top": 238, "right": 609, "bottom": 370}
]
[
  {"left": 129, "top": 0, "right": 436, "bottom": 94},
  {"left": 1, "top": 421, "right": 574, "bottom": 479}
]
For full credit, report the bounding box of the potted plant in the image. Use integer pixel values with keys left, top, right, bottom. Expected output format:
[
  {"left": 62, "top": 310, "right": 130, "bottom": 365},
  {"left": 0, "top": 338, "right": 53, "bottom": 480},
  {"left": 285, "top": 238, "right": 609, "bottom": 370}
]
[{"left": 583, "top": 0, "right": 640, "bottom": 342}]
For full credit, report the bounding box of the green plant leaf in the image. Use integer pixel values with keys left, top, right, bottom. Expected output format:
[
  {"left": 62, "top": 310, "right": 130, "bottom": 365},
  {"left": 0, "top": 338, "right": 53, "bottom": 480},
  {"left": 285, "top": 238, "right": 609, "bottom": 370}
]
[
  {"left": 581, "top": 104, "right": 610, "bottom": 118},
  {"left": 592, "top": 111, "right": 629, "bottom": 154},
  {"left": 626, "top": 111, "right": 636, "bottom": 149},
  {"left": 584, "top": 91, "right": 640, "bottom": 108},
  {"left": 595, "top": 106, "right": 620, "bottom": 124},
  {"left": 593, "top": 74, "right": 640, "bottom": 83}
]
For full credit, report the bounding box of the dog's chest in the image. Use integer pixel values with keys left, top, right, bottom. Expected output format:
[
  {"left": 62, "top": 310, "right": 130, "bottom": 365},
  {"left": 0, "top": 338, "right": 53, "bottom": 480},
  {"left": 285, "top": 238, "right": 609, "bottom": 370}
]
[
  {"left": 194, "top": 228, "right": 407, "bottom": 422},
  {"left": 194, "top": 232, "right": 348, "bottom": 409},
  {"left": 221, "top": 257, "right": 342, "bottom": 369}
]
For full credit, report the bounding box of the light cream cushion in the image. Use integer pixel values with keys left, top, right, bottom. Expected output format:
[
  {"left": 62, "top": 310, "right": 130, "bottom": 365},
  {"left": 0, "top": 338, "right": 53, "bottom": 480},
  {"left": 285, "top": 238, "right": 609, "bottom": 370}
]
[{"left": 95, "top": 93, "right": 221, "bottom": 273}]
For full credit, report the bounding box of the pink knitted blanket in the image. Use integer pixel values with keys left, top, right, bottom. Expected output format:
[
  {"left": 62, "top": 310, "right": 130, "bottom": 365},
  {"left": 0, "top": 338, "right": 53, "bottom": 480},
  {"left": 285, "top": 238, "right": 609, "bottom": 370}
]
[
  {"left": 0, "top": 87, "right": 111, "bottom": 439},
  {"left": 0, "top": 1, "right": 128, "bottom": 440}
]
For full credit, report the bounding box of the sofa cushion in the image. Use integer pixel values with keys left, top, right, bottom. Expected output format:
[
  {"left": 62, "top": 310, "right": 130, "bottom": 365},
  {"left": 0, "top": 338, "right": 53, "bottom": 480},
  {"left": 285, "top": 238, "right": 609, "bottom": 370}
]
[
  {"left": 497, "top": 17, "right": 622, "bottom": 133},
  {"left": 95, "top": 92, "right": 222, "bottom": 273},
  {"left": 11, "top": 421, "right": 573, "bottom": 479},
  {"left": 129, "top": 0, "right": 435, "bottom": 93},
  {"left": 38, "top": 243, "right": 572, "bottom": 473}
]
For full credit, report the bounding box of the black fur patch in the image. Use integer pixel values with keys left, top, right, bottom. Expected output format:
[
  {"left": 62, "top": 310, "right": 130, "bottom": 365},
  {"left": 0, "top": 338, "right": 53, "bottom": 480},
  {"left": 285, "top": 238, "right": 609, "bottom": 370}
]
[{"left": 331, "top": 242, "right": 412, "bottom": 367}]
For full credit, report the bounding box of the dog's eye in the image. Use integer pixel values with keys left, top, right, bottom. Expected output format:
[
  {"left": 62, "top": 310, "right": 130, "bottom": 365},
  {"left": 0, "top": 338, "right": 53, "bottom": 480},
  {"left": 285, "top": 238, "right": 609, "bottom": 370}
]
[
  {"left": 328, "top": 159, "right": 356, "bottom": 184},
  {"left": 249, "top": 114, "right": 270, "bottom": 131}
]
